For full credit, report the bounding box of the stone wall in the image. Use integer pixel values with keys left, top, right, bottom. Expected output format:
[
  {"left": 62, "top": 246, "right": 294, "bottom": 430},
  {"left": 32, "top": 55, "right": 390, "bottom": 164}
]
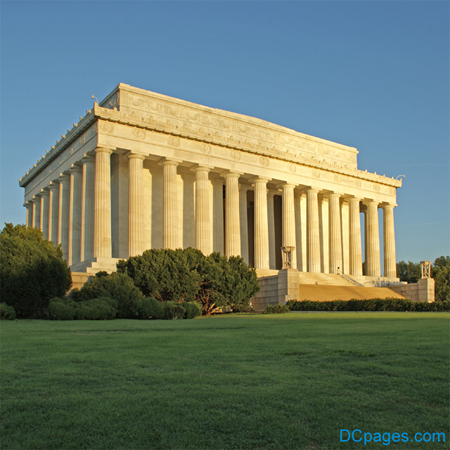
[{"left": 389, "top": 278, "right": 435, "bottom": 303}]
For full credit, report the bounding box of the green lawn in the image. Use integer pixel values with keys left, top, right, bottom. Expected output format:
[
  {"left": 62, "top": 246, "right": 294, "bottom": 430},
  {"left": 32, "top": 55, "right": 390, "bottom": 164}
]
[{"left": 1, "top": 313, "right": 449, "bottom": 450}]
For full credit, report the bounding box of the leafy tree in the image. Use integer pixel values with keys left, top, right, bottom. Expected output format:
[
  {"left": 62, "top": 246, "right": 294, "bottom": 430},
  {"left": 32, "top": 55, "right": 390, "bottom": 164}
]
[
  {"left": 117, "top": 248, "right": 260, "bottom": 314},
  {"left": 432, "top": 256, "right": 450, "bottom": 302},
  {"left": 396, "top": 260, "right": 421, "bottom": 283},
  {"left": 0, "top": 224, "right": 72, "bottom": 318},
  {"left": 117, "top": 248, "right": 202, "bottom": 302}
]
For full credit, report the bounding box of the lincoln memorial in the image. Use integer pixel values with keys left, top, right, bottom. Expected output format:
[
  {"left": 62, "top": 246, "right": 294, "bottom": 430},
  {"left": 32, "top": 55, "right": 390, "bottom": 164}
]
[{"left": 20, "top": 84, "right": 401, "bottom": 292}]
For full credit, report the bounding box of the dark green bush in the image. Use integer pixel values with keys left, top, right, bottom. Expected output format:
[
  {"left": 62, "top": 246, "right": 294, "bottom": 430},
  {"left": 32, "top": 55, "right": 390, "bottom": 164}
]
[
  {"left": 262, "top": 303, "right": 290, "bottom": 314},
  {"left": 49, "top": 296, "right": 117, "bottom": 320},
  {"left": 76, "top": 272, "right": 144, "bottom": 318},
  {"left": 0, "top": 224, "right": 72, "bottom": 317},
  {"left": 0, "top": 303, "right": 16, "bottom": 320},
  {"left": 48, "top": 297, "right": 77, "bottom": 320},
  {"left": 75, "top": 297, "right": 117, "bottom": 320},
  {"left": 161, "top": 301, "right": 186, "bottom": 320},
  {"left": 181, "top": 301, "right": 202, "bottom": 319},
  {"left": 117, "top": 248, "right": 260, "bottom": 314},
  {"left": 287, "top": 298, "right": 450, "bottom": 312},
  {"left": 140, "top": 297, "right": 164, "bottom": 319}
]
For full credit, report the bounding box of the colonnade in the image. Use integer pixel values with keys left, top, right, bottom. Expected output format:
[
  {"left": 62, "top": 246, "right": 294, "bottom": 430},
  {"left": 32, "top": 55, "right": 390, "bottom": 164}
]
[{"left": 25, "top": 147, "right": 397, "bottom": 278}]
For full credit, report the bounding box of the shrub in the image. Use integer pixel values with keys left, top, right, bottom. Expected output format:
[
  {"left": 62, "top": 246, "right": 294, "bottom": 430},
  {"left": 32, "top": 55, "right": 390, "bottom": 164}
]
[
  {"left": 140, "top": 297, "right": 164, "bottom": 320},
  {"left": 75, "top": 297, "right": 117, "bottom": 320},
  {"left": 161, "top": 301, "right": 186, "bottom": 320},
  {"left": 0, "top": 303, "right": 16, "bottom": 320},
  {"left": 76, "top": 272, "right": 144, "bottom": 318},
  {"left": 0, "top": 224, "right": 72, "bottom": 318},
  {"left": 118, "top": 248, "right": 260, "bottom": 315},
  {"left": 262, "top": 303, "right": 290, "bottom": 314},
  {"left": 48, "top": 297, "right": 77, "bottom": 320},
  {"left": 287, "top": 298, "right": 450, "bottom": 312},
  {"left": 181, "top": 301, "right": 202, "bottom": 319}
]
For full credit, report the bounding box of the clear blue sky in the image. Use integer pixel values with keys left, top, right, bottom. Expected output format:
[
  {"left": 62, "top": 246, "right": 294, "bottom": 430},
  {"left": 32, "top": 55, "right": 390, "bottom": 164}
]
[{"left": 1, "top": 1, "right": 448, "bottom": 264}]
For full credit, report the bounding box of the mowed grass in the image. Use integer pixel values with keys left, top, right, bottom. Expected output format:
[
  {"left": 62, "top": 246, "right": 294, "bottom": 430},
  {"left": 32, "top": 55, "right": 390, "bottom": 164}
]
[{"left": 1, "top": 313, "right": 449, "bottom": 450}]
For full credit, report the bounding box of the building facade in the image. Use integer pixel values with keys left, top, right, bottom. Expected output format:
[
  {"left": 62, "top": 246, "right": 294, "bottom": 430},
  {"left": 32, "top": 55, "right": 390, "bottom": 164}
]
[{"left": 20, "top": 84, "right": 401, "bottom": 281}]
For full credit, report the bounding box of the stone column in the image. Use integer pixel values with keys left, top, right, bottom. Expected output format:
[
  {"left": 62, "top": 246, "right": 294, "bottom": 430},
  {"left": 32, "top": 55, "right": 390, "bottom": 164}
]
[
  {"left": 58, "top": 174, "right": 70, "bottom": 258},
  {"left": 32, "top": 197, "right": 40, "bottom": 229},
  {"left": 383, "top": 203, "right": 397, "bottom": 278},
  {"left": 192, "top": 166, "right": 212, "bottom": 255},
  {"left": 307, "top": 188, "right": 321, "bottom": 273},
  {"left": 162, "top": 159, "right": 181, "bottom": 250},
  {"left": 267, "top": 190, "right": 277, "bottom": 269},
  {"left": 68, "top": 165, "right": 82, "bottom": 266},
  {"left": 366, "top": 200, "right": 381, "bottom": 277},
  {"left": 48, "top": 183, "right": 59, "bottom": 244},
  {"left": 40, "top": 189, "right": 50, "bottom": 238},
  {"left": 223, "top": 171, "right": 241, "bottom": 257},
  {"left": 282, "top": 183, "right": 297, "bottom": 269},
  {"left": 254, "top": 177, "right": 271, "bottom": 270},
  {"left": 349, "top": 197, "right": 363, "bottom": 276},
  {"left": 25, "top": 202, "right": 33, "bottom": 228},
  {"left": 239, "top": 185, "right": 249, "bottom": 264},
  {"left": 94, "top": 147, "right": 113, "bottom": 259},
  {"left": 81, "top": 155, "right": 95, "bottom": 262},
  {"left": 329, "top": 193, "right": 342, "bottom": 274},
  {"left": 128, "top": 153, "right": 146, "bottom": 257}
]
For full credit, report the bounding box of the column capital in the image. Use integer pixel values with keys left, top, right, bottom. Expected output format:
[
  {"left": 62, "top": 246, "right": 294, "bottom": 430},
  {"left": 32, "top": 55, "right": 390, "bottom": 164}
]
[
  {"left": 58, "top": 173, "right": 70, "bottom": 182},
  {"left": 276, "top": 182, "right": 297, "bottom": 190},
  {"left": 191, "top": 164, "right": 214, "bottom": 173},
  {"left": 159, "top": 157, "right": 182, "bottom": 167},
  {"left": 127, "top": 152, "right": 146, "bottom": 161},
  {"left": 380, "top": 202, "right": 397, "bottom": 210},
  {"left": 48, "top": 182, "right": 59, "bottom": 191},
  {"left": 303, "top": 186, "right": 321, "bottom": 194},
  {"left": 81, "top": 153, "right": 96, "bottom": 163},
  {"left": 69, "top": 163, "right": 83, "bottom": 173},
  {"left": 221, "top": 170, "right": 244, "bottom": 179},
  {"left": 249, "top": 176, "right": 271, "bottom": 184},
  {"left": 32, "top": 195, "right": 41, "bottom": 202},
  {"left": 95, "top": 146, "right": 114, "bottom": 155},
  {"left": 328, "top": 191, "right": 343, "bottom": 199},
  {"left": 24, "top": 200, "right": 33, "bottom": 207},
  {"left": 239, "top": 183, "right": 251, "bottom": 192},
  {"left": 40, "top": 187, "right": 50, "bottom": 196},
  {"left": 362, "top": 198, "right": 380, "bottom": 206}
]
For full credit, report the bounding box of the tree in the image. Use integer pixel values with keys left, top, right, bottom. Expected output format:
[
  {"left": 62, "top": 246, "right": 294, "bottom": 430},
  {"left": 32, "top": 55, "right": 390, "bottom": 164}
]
[
  {"left": 0, "top": 224, "right": 72, "bottom": 317},
  {"left": 432, "top": 256, "right": 450, "bottom": 302},
  {"left": 396, "top": 260, "right": 421, "bottom": 283},
  {"left": 117, "top": 248, "right": 260, "bottom": 314}
]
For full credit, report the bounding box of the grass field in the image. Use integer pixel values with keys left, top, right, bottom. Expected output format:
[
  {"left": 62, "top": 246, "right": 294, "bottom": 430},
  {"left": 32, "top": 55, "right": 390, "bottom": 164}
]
[{"left": 1, "top": 313, "right": 449, "bottom": 450}]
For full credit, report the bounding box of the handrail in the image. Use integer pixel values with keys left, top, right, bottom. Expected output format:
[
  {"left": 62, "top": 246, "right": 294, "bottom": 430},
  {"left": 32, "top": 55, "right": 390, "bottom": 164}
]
[{"left": 337, "top": 272, "right": 365, "bottom": 287}]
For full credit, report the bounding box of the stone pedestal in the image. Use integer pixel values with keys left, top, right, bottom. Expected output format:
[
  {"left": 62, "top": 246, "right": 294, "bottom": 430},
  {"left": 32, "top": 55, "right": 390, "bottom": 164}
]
[{"left": 278, "top": 269, "right": 300, "bottom": 304}]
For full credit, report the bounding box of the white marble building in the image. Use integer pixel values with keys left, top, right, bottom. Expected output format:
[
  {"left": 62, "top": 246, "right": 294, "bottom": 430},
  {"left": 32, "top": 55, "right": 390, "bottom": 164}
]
[{"left": 20, "top": 83, "right": 401, "bottom": 282}]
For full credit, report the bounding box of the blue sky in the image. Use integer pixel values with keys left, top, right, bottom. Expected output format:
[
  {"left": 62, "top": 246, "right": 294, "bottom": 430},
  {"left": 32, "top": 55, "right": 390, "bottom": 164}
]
[{"left": 1, "top": 1, "right": 448, "bottom": 264}]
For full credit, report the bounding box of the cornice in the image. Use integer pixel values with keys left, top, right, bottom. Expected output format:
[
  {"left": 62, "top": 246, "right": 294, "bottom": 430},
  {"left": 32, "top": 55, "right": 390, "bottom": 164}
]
[
  {"left": 19, "top": 109, "right": 96, "bottom": 187},
  {"left": 95, "top": 105, "right": 402, "bottom": 189}
]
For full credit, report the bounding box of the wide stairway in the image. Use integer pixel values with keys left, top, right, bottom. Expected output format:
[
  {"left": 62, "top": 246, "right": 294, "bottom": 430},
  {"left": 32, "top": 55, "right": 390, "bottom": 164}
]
[{"left": 298, "top": 273, "right": 405, "bottom": 301}]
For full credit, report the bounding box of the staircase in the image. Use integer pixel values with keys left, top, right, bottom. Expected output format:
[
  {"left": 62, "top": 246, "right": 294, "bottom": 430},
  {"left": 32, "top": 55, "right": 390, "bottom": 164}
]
[
  {"left": 297, "top": 272, "right": 355, "bottom": 286},
  {"left": 298, "top": 285, "right": 405, "bottom": 302},
  {"left": 295, "top": 272, "right": 405, "bottom": 302}
]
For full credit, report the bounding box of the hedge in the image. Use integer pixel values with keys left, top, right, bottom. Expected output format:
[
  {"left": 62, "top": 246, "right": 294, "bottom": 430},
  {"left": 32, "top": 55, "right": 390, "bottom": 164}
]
[
  {"left": 0, "top": 303, "right": 16, "bottom": 320},
  {"left": 287, "top": 298, "right": 450, "bottom": 312}
]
